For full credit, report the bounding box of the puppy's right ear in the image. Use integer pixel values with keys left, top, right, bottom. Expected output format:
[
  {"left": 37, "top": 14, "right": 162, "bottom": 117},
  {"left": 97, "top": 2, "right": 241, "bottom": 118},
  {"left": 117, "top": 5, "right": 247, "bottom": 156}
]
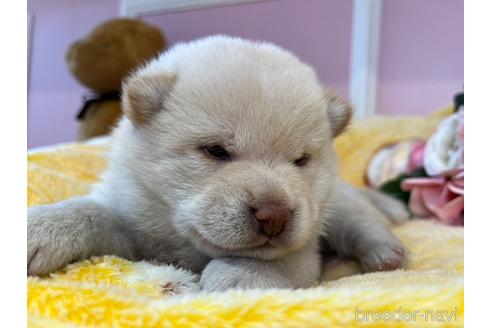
[
  {"left": 324, "top": 89, "right": 353, "bottom": 138},
  {"left": 122, "top": 72, "right": 177, "bottom": 125}
]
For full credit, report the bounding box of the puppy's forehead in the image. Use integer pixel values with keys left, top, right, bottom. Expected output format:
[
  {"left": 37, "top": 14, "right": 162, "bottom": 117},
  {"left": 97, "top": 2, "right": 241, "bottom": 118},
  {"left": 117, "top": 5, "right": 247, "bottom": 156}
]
[
  {"left": 164, "top": 39, "right": 329, "bottom": 151},
  {"left": 170, "top": 76, "right": 327, "bottom": 153}
]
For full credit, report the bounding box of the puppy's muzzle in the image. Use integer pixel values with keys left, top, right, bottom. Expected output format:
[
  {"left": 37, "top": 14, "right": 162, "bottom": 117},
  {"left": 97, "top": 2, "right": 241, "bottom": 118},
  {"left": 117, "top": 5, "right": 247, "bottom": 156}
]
[{"left": 252, "top": 203, "right": 293, "bottom": 237}]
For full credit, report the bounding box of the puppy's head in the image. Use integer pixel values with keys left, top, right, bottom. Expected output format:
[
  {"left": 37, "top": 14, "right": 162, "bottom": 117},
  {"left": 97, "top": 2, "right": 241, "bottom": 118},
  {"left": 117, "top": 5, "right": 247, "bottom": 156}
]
[{"left": 118, "top": 36, "right": 351, "bottom": 259}]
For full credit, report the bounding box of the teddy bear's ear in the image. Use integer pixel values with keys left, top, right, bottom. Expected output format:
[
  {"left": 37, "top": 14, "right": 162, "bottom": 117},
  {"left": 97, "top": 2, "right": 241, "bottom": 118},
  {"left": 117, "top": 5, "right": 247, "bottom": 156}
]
[
  {"left": 122, "top": 72, "right": 177, "bottom": 125},
  {"left": 324, "top": 89, "right": 353, "bottom": 138}
]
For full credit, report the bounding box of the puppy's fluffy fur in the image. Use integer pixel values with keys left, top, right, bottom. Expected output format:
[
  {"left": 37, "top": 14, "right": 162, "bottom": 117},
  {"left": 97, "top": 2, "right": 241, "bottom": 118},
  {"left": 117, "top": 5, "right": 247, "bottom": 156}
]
[{"left": 28, "top": 36, "right": 408, "bottom": 291}]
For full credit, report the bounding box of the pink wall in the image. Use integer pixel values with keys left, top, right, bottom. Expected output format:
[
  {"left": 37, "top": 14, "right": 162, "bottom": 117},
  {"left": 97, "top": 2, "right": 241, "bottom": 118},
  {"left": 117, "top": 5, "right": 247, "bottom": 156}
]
[
  {"left": 27, "top": 0, "right": 463, "bottom": 148},
  {"left": 144, "top": 0, "right": 353, "bottom": 97},
  {"left": 377, "top": 0, "right": 464, "bottom": 115}
]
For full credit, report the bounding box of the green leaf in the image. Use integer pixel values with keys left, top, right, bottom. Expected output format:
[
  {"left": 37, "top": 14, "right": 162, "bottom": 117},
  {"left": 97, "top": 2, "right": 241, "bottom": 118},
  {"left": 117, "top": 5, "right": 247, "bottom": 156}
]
[{"left": 378, "top": 167, "right": 428, "bottom": 203}]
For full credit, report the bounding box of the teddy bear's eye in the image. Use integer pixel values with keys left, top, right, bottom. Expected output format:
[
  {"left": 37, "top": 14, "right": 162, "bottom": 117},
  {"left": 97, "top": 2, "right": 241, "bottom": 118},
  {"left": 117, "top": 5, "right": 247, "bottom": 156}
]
[
  {"left": 101, "top": 42, "right": 112, "bottom": 49},
  {"left": 200, "top": 145, "right": 231, "bottom": 161},
  {"left": 293, "top": 154, "right": 310, "bottom": 167}
]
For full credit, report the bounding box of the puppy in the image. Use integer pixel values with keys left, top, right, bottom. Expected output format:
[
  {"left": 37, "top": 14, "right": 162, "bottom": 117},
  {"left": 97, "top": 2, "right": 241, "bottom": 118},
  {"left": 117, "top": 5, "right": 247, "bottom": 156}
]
[{"left": 27, "top": 36, "right": 408, "bottom": 291}]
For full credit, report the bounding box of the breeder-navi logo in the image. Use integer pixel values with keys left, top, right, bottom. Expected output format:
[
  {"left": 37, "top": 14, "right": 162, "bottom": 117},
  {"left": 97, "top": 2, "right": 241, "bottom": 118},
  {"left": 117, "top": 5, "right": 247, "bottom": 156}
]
[{"left": 354, "top": 306, "right": 459, "bottom": 323}]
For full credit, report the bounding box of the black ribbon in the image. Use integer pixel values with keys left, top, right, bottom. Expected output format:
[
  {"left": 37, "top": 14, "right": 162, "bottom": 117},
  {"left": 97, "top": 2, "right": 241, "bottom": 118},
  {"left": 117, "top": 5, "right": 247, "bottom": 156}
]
[{"left": 76, "top": 91, "right": 121, "bottom": 120}]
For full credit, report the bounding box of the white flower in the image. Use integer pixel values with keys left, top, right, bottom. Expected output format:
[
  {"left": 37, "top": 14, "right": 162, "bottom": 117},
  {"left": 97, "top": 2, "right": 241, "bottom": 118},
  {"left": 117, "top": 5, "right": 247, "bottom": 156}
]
[{"left": 424, "top": 110, "right": 464, "bottom": 176}]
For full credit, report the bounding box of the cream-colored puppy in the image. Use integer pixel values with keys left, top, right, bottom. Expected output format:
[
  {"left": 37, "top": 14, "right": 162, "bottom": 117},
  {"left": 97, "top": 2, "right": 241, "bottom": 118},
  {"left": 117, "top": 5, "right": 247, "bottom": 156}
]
[{"left": 27, "top": 36, "right": 408, "bottom": 291}]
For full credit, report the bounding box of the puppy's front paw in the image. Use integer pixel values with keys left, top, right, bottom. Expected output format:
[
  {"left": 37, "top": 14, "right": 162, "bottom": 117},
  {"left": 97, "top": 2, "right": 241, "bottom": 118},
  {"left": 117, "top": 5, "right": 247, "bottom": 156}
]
[
  {"left": 28, "top": 207, "right": 82, "bottom": 276},
  {"left": 200, "top": 270, "right": 242, "bottom": 292},
  {"left": 360, "top": 241, "right": 406, "bottom": 272},
  {"left": 200, "top": 257, "right": 291, "bottom": 292}
]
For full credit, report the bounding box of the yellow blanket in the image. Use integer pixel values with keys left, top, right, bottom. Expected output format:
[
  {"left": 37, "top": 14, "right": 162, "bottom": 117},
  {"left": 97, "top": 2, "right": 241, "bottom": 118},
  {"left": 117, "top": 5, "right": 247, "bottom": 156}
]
[{"left": 27, "top": 109, "right": 464, "bottom": 327}]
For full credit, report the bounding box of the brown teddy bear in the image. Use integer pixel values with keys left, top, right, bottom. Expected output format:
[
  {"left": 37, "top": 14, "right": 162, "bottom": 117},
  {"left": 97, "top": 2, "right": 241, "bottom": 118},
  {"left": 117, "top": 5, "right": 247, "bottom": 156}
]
[{"left": 66, "top": 19, "right": 166, "bottom": 140}]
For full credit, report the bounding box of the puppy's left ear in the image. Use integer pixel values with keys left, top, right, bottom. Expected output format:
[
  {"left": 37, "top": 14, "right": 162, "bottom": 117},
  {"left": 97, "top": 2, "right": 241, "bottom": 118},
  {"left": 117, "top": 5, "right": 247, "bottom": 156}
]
[{"left": 324, "top": 89, "right": 352, "bottom": 138}]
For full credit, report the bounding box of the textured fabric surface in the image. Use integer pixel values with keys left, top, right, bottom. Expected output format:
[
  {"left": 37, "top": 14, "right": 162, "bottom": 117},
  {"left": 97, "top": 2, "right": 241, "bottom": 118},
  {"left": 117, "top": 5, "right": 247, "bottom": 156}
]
[{"left": 27, "top": 110, "right": 463, "bottom": 327}]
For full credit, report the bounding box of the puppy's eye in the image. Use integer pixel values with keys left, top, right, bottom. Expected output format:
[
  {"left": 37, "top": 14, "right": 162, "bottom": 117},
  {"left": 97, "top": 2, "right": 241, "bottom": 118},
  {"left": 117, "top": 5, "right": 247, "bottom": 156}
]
[
  {"left": 201, "top": 145, "right": 231, "bottom": 161},
  {"left": 293, "top": 154, "right": 310, "bottom": 167}
]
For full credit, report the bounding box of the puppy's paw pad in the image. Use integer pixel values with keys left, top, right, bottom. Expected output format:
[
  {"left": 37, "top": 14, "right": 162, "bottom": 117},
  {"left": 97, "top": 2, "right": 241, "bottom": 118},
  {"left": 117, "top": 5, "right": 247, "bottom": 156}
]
[
  {"left": 160, "top": 282, "right": 180, "bottom": 295},
  {"left": 361, "top": 244, "right": 406, "bottom": 272},
  {"left": 133, "top": 261, "right": 200, "bottom": 294}
]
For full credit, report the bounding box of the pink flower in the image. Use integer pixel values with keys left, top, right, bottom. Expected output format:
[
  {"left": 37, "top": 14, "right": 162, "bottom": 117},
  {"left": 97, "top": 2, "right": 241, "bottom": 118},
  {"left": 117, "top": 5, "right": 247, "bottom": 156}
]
[{"left": 401, "top": 168, "right": 464, "bottom": 226}]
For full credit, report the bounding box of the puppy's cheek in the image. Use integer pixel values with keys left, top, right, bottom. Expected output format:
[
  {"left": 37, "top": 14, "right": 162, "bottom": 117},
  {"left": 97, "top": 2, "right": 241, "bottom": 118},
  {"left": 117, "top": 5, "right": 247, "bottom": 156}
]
[
  {"left": 175, "top": 191, "right": 259, "bottom": 251},
  {"left": 197, "top": 200, "right": 257, "bottom": 249},
  {"left": 172, "top": 199, "right": 200, "bottom": 238},
  {"left": 172, "top": 198, "right": 228, "bottom": 257},
  {"left": 284, "top": 198, "right": 318, "bottom": 248}
]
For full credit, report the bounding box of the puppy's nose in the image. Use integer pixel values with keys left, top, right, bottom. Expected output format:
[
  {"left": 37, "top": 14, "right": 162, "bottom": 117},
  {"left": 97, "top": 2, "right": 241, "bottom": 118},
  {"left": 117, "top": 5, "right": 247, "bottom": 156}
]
[{"left": 254, "top": 204, "right": 292, "bottom": 237}]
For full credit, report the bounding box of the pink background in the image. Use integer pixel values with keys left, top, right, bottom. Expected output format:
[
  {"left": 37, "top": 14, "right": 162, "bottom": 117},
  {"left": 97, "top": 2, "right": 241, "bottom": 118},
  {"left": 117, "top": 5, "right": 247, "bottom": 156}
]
[
  {"left": 378, "top": 0, "right": 464, "bottom": 115},
  {"left": 27, "top": 0, "right": 463, "bottom": 148}
]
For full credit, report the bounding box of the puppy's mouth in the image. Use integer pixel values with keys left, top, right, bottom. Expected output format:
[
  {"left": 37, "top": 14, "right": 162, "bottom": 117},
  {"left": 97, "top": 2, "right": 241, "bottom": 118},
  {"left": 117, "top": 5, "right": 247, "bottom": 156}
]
[
  {"left": 189, "top": 226, "right": 271, "bottom": 252},
  {"left": 183, "top": 207, "right": 305, "bottom": 258}
]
